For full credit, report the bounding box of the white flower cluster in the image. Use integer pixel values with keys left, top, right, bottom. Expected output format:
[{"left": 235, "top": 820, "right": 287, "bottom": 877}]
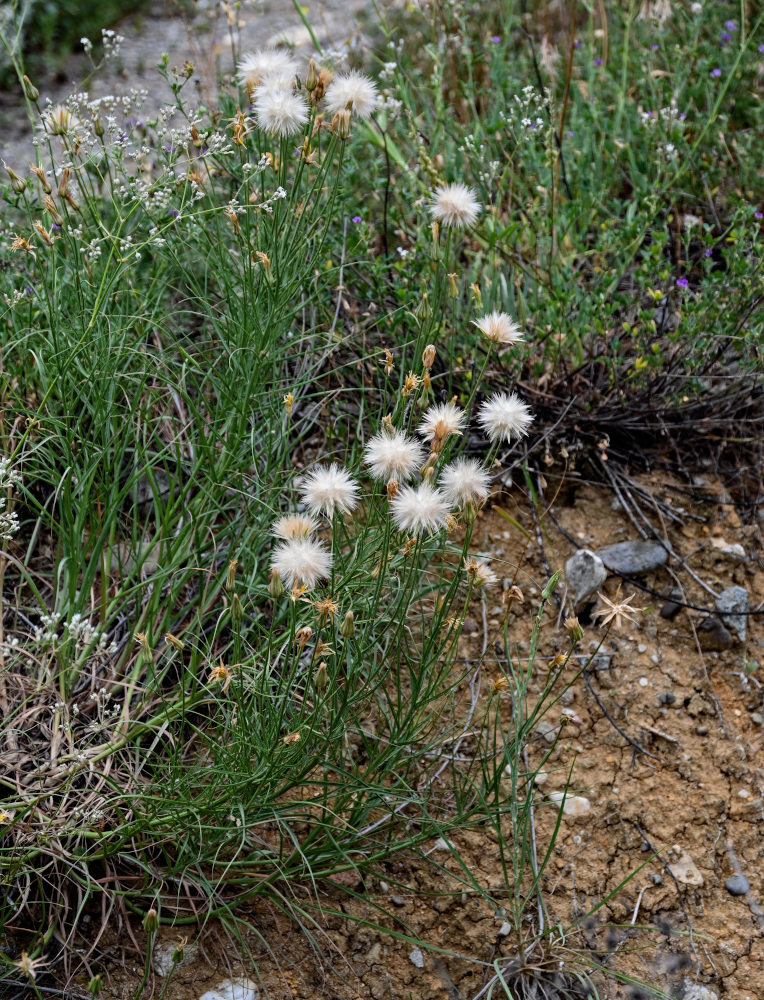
[
  {"left": 33, "top": 610, "right": 117, "bottom": 656},
  {"left": 0, "top": 458, "right": 21, "bottom": 542},
  {"left": 269, "top": 377, "right": 532, "bottom": 593}
]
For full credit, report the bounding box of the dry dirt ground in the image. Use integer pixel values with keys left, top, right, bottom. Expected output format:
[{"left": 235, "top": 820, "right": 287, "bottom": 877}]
[{"left": 86, "top": 471, "right": 763, "bottom": 1000}]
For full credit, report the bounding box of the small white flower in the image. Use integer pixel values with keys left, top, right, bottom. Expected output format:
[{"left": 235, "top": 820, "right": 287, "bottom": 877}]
[
  {"left": 473, "top": 311, "right": 524, "bottom": 346},
  {"left": 324, "top": 71, "right": 379, "bottom": 119},
  {"left": 363, "top": 431, "right": 425, "bottom": 482},
  {"left": 417, "top": 402, "right": 466, "bottom": 446},
  {"left": 465, "top": 556, "right": 498, "bottom": 588},
  {"left": 237, "top": 49, "right": 300, "bottom": 88},
  {"left": 440, "top": 458, "right": 491, "bottom": 506},
  {"left": 300, "top": 463, "right": 359, "bottom": 517},
  {"left": 254, "top": 88, "right": 309, "bottom": 137},
  {"left": 271, "top": 537, "right": 332, "bottom": 590},
  {"left": 478, "top": 392, "right": 533, "bottom": 443},
  {"left": 430, "top": 183, "right": 481, "bottom": 229},
  {"left": 391, "top": 483, "right": 450, "bottom": 535},
  {"left": 272, "top": 513, "right": 319, "bottom": 539}
]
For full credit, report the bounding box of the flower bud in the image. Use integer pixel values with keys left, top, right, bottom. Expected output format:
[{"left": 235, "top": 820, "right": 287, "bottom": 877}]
[
  {"left": 142, "top": 908, "right": 158, "bottom": 934},
  {"left": 381, "top": 413, "right": 394, "bottom": 435},
  {"left": 306, "top": 59, "right": 318, "bottom": 92},
  {"left": 268, "top": 567, "right": 284, "bottom": 598},
  {"left": 22, "top": 75, "right": 39, "bottom": 101},
  {"left": 94, "top": 116, "right": 105, "bottom": 138},
  {"left": 135, "top": 632, "right": 153, "bottom": 666},
  {"left": 43, "top": 196, "right": 64, "bottom": 226},
  {"left": 313, "top": 660, "right": 329, "bottom": 689},
  {"left": 283, "top": 392, "right": 294, "bottom": 415},
  {"left": 88, "top": 975, "right": 104, "bottom": 997},
  {"left": 339, "top": 610, "right": 355, "bottom": 639},
  {"left": 470, "top": 283, "right": 483, "bottom": 310},
  {"left": 226, "top": 559, "right": 237, "bottom": 592},
  {"left": 4, "top": 164, "right": 26, "bottom": 194},
  {"left": 230, "top": 592, "right": 243, "bottom": 625},
  {"left": 447, "top": 272, "right": 458, "bottom": 298},
  {"left": 386, "top": 479, "right": 399, "bottom": 501},
  {"left": 422, "top": 344, "right": 436, "bottom": 369}
]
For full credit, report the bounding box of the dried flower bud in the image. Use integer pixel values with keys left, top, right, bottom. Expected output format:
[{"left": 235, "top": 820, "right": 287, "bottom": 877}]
[
  {"left": 171, "top": 937, "right": 187, "bottom": 965},
  {"left": 493, "top": 676, "right": 509, "bottom": 693},
  {"left": 383, "top": 348, "right": 394, "bottom": 375},
  {"left": 43, "top": 196, "right": 63, "bottom": 226},
  {"left": 313, "top": 660, "right": 329, "bottom": 689},
  {"left": 311, "top": 68, "right": 333, "bottom": 104},
  {"left": 268, "top": 567, "right": 284, "bottom": 598},
  {"left": 386, "top": 478, "right": 399, "bottom": 500},
  {"left": 283, "top": 392, "right": 294, "bottom": 415},
  {"left": 332, "top": 109, "right": 351, "bottom": 138},
  {"left": 282, "top": 731, "right": 301, "bottom": 746},
  {"left": 226, "top": 559, "right": 238, "bottom": 592},
  {"left": 381, "top": 413, "right": 394, "bottom": 435},
  {"left": 401, "top": 371, "right": 420, "bottom": 397},
  {"left": 165, "top": 632, "right": 185, "bottom": 651},
  {"left": 339, "top": 610, "right": 355, "bottom": 638},
  {"left": 447, "top": 272, "right": 459, "bottom": 298},
  {"left": 470, "top": 283, "right": 483, "bottom": 310},
  {"left": 256, "top": 250, "right": 273, "bottom": 283},
  {"left": 295, "top": 625, "right": 313, "bottom": 648},
  {"left": 422, "top": 344, "right": 436, "bottom": 369},
  {"left": 30, "top": 165, "right": 51, "bottom": 193},
  {"left": 135, "top": 632, "right": 153, "bottom": 666},
  {"left": 564, "top": 616, "right": 584, "bottom": 643}
]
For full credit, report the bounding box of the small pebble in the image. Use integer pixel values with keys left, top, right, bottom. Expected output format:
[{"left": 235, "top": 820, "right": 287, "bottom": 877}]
[
  {"left": 638, "top": 643, "right": 647, "bottom": 653},
  {"left": 695, "top": 725, "right": 708, "bottom": 736},
  {"left": 498, "top": 921, "right": 512, "bottom": 937},
  {"left": 724, "top": 875, "right": 750, "bottom": 896},
  {"left": 658, "top": 691, "right": 676, "bottom": 705},
  {"left": 409, "top": 947, "right": 425, "bottom": 968},
  {"left": 639, "top": 677, "right": 648, "bottom": 687},
  {"left": 650, "top": 874, "right": 663, "bottom": 885},
  {"left": 751, "top": 712, "right": 763, "bottom": 726}
]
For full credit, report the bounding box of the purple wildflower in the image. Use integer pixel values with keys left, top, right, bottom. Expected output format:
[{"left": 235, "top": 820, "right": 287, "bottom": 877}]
[
  {"left": 593, "top": 57, "right": 604, "bottom": 67},
  {"left": 491, "top": 35, "right": 500, "bottom": 43},
  {"left": 352, "top": 215, "right": 362, "bottom": 223},
  {"left": 721, "top": 32, "right": 730, "bottom": 42},
  {"left": 724, "top": 20, "right": 736, "bottom": 31},
  {"left": 710, "top": 67, "right": 722, "bottom": 77},
  {"left": 676, "top": 277, "right": 688, "bottom": 288},
  {"left": 755, "top": 211, "right": 763, "bottom": 220},
  {"left": 759, "top": 44, "right": 764, "bottom": 53},
  {"left": 704, "top": 249, "right": 713, "bottom": 257},
  {"left": 652, "top": 44, "right": 659, "bottom": 51}
]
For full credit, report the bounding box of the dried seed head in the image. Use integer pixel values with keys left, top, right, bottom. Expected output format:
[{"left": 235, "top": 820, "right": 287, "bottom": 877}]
[
  {"left": 165, "top": 632, "right": 185, "bottom": 651},
  {"left": 295, "top": 625, "right": 313, "bottom": 648},
  {"left": 422, "top": 344, "right": 436, "bottom": 369},
  {"left": 386, "top": 478, "right": 399, "bottom": 500},
  {"left": 563, "top": 616, "right": 583, "bottom": 642},
  {"left": 30, "top": 165, "right": 51, "bottom": 193},
  {"left": 402, "top": 371, "right": 421, "bottom": 397},
  {"left": 226, "top": 559, "right": 238, "bottom": 592}
]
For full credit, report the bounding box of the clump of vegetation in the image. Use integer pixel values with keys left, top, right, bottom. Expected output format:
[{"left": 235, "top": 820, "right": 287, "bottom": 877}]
[{"left": 0, "top": 0, "right": 760, "bottom": 994}]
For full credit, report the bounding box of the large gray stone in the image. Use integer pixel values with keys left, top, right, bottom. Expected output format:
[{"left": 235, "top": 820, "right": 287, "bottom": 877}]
[
  {"left": 715, "top": 585, "right": 748, "bottom": 643},
  {"left": 565, "top": 549, "right": 606, "bottom": 609},
  {"left": 595, "top": 540, "right": 669, "bottom": 576}
]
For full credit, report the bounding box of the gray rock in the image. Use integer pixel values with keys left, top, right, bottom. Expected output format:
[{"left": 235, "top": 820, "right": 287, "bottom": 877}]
[
  {"left": 752, "top": 712, "right": 763, "bottom": 726},
  {"left": 536, "top": 720, "right": 558, "bottom": 745},
  {"left": 724, "top": 874, "right": 749, "bottom": 896},
  {"left": 595, "top": 540, "right": 668, "bottom": 576},
  {"left": 565, "top": 549, "right": 606, "bottom": 609},
  {"left": 199, "top": 979, "right": 258, "bottom": 1000},
  {"left": 660, "top": 590, "right": 683, "bottom": 620},
  {"left": 682, "top": 980, "right": 719, "bottom": 1000},
  {"left": 577, "top": 652, "right": 612, "bottom": 672},
  {"left": 715, "top": 585, "right": 748, "bottom": 643},
  {"left": 697, "top": 616, "right": 733, "bottom": 651},
  {"left": 152, "top": 940, "right": 199, "bottom": 977},
  {"left": 409, "top": 947, "right": 425, "bottom": 968}
]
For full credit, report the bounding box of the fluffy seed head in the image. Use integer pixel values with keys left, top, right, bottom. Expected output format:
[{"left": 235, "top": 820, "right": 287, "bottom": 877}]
[
  {"left": 430, "top": 183, "right": 481, "bottom": 229},
  {"left": 324, "top": 71, "right": 379, "bottom": 119},
  {"left": 364, "top": 431, "right": 425, "bottom": 482},
  {"left": 391, "top": 482, "right": 450, "bottom": 535},
  {"left": 254, "top": 88, "right": 310, "bottom": 136},
  {"left": 271, "top": 537, "right": 332, "bottom": 589},
  {"left": 272, "top": 513, "right": 319, "bottom": 540},
  {"left": 473, "top": 311, "right": 524, "bottom": 346},
  {"left": 477, "top": 392, "right": 533, "bottom": 443},
  {"left": 300, "top": 463, "right": 359, "bottom": 517},
  {"left": 237, "top": 48, "right": 300, "bottom": 88},
  {"left": 440, "top": 458, "right": 491, "bottom": 506},
  {"left": 417, "top": 402, "right": 467, "bottom": 446}
]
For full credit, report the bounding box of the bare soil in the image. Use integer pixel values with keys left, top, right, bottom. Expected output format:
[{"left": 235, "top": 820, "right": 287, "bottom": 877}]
[{"left": 88, "top": 471, "right": 763, "bottom": 1000}]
